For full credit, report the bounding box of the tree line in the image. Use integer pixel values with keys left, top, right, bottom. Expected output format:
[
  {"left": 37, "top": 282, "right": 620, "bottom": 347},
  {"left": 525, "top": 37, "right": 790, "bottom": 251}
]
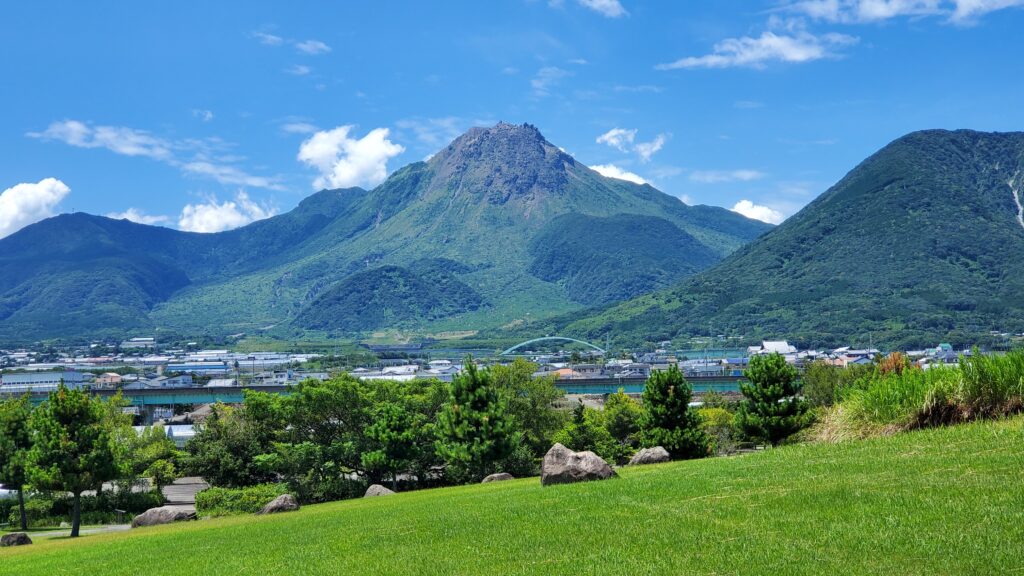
[
  {"left": 182, "top": 356, "right": 810, "bottom": 502},
  {"left": 1, "top": 354, "right": 810, "bottom": 534},
  {"left": 0, "top": 389, "right": 177, "bottom": 537}
]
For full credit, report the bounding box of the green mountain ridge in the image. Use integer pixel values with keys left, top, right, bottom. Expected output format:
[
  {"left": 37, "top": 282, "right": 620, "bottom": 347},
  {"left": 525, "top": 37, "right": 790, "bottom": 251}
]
[
  {"left": 0, "top": 122, "right": 770, "bottom": 342},
  {"left": 543, "top": 129, "right": 1024, "bottom": 349}
]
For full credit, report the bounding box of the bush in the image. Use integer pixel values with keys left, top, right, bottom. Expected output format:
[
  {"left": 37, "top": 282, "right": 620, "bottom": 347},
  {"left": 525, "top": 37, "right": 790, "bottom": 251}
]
[
  {"left": 802, "top": 362, "right": 871, "bottom": 407},
  {"left": 195, "top": 484, "right": 289, "bottom": 517},
  {"left": 840, "top": 349, "right": 1024, "bottom": 430},
  {"left": 6, "top": 490, "right": 163, "bottom": 527},
  {"left": 495, "top": 444, "right": 539, "bottom": 478},
  {"left": 697, "top": 408, "right": 736, "bottom": 455},
  {"left": 552, "top": 403, "right": 620, "bottom": 463}
]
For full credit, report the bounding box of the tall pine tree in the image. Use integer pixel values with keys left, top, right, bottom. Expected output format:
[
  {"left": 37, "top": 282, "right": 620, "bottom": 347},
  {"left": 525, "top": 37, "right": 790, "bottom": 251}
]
[
  {"left": 736, "top": 353, "right": 811, "bottom": 446},
  {"left": 435, "top": 359, "right": 517, "bottom": 482},
  {"left": 639, "top": 365, "right": 708, "bottom": 460},
  {"left": 28, "top": 384, "right": 118, "bottom": 537},
  {"left": 0, "top": 395, "right": 33, "bottom": 530}
]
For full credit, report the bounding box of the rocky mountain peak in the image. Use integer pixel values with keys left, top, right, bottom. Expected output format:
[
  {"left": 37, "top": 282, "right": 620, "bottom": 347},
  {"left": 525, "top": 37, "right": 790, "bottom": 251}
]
[{"left": 428, "top": 122, "right": 577, "bottom": 204}]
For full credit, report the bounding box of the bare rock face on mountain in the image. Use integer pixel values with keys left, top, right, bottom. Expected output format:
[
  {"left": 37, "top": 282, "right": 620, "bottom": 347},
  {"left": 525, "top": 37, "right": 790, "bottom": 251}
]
[
  {"left": 428, "top": 122, "right": 572, "bottom": 205},
  {"left": 540, "top": 443, "right": 617, "bottom": 486}
]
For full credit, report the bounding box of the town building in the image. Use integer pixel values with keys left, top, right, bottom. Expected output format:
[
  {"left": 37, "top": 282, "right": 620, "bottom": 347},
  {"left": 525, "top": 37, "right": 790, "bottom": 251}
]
[{"left": 0, "top": 370, "right": 86, "bottom": 393}]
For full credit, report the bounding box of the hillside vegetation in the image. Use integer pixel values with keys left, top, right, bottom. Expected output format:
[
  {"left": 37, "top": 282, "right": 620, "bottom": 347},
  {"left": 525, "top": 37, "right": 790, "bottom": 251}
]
[
  {"left": 550, "top": 129, "right": 1024, "bottom": 349},
  {"left": 528, "top": 213, "right": 719, "bottom": 305},
  {"left": 0, "top": 123, "right": 769, "bottom": 342},
  {"left": 2, "top": 416, "right": 1021, "bottom": 575}
]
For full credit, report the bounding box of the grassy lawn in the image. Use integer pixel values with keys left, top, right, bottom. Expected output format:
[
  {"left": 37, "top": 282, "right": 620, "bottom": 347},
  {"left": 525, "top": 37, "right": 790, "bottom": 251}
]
[{"left": 2, "top": 417, "right": 1022, "bottom": 575}]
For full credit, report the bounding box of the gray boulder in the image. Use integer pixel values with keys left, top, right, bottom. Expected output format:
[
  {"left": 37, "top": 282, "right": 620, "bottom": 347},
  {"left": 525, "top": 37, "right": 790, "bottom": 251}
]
[
  {"left": 541, "top": 443, "right": 617, "bottom": 486},
  {"left": 0, "top": 532, "right": 32, "bottom": 547},
  {"left": 364, "top": 484, "right": 395, "bottom": 497},
  {"left": 257, "top": 494, "right": 300, "bottom": 515},
  {"left": 131, "top": 506, "right": 197, "bottom": 528},
  {"left": 481, "top": 472, "right": 515, "bottom": 483},
  {"left": 628, "top": 446, "right": 671, "bottom": 466}
]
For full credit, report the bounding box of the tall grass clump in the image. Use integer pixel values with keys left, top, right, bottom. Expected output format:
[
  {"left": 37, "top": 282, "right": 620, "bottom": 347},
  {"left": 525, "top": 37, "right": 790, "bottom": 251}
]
[{"left": 826, "top": 349, "right": 1024, "bottom": 436}]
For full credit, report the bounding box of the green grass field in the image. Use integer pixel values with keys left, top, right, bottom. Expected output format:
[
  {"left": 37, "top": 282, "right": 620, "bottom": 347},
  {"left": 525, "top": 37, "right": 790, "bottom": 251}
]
[{"left": 3, "top": 417, "right": 1022, "bottom": 575}]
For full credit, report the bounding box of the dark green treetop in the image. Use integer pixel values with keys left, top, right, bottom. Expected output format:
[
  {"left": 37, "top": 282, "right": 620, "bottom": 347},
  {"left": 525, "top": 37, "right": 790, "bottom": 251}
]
[{"left": 736, "top": 353, "right": 812, "bottom": 446}]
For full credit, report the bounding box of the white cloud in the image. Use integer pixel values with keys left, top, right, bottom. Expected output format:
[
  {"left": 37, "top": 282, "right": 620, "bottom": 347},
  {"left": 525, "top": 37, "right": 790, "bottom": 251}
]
[
  {"left": 577, "top": 0, "right": 628, "bottom": 17},
  {"left": 296, "top": 39, "right": 331, "bottom": 55},
  {"left": 787, "top": 0, "right": 1023, "bottom": 22},
  {"left": 788, "top": 0, "right": 941, "bottom": 21},
  {"left": 596, "top": 128, "right": 637, "bottom": 152},
  {"left": 531, "top": 66, "right": 571, "bottom": 96},
  {"left": 106, "top": 208, "right": 170, "bottom": 225},
  {"left": 298, "top": 125, "right": 405, "bottom": 189},
  {"left": 396, "top": 117, "right": 473, "bottom": 149},
  {"left": 590, "top": 164, "right": 648, "bottom": 185},
  {"left": 690, "top": 169, "right": 766, "bottom": 183},
  {"left": 656, "top": 30, "right": 857, "bottom": 70},
  {"left": 286, "top": 64, "right": 312, "bottom": 76},
  {"left": 596, "top": 128, "right": 667, "bottom": 161},
  {"left": 192, "top": 109, "right": 214, "bottom": 122},
  {"left": 28, "top": 120, "right": 281, "bottom": 190},
  {"left": 0, "top": 178, "right": 70, "bottom": 238},
  {"left": 635, "top": 134, "right": 667, "bottom": 162},
  {"left": 178, "top": 191, "right": 276, "bottom": 233},
  {"left": 181, "top": 162, "right": 284, "bottom": 190},
  {"left": 29, "top": 120, "right": 173, "bottom": 160},
  {"left": 281, "top": 122, "right": 319, "bottom": 135},
  {"left": 950, "top": 0, "right": 1024, "bottom": 21},
  {"left": 253, "top": 31, "right": 284, "bottom": 46},
  {"left": 731, "top": 200, "right": 785, "bottom": 224}
]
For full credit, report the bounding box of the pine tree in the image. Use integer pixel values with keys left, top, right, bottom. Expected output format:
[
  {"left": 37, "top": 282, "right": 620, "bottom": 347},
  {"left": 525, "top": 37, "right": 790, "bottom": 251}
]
[
  {"left": 0, "top": 395, "right": 33, "bottom": 530},
  {"left": 639, "top": 365, "right": 708, "bottom": 459},
  {"left": 362, "top": 401, "right": 423, "bottom": 490},
  {"left": 28, "top": 384, "right": 118, "bottom": 537},
  {"left": 736, "top": 353, "right": 811, "bottom": 446},
  {"left": 435, "top": 359, "right": 517, "bottom": 482}
]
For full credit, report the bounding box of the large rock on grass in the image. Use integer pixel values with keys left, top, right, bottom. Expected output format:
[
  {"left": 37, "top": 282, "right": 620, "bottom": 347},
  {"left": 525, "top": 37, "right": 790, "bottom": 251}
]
[
  {"left": 541, "top": 443, "right": 617, "bottom": 486},
  {"left": 481, "top": 472, "right": 515, "bottom": 483},
  {"left": 257, "top": 494, "right": 300, "bottom": 515},
  {"left": 628, "top": 446, "right": 671, "bottom": 466},
  {"left": 364, "top": 484, "right": 395, "bottom": 497},
  {"left": 0, "top": 532, "right": 32, "bottom": 547},
  {"left": 131, "top": 506, "right": 197, "bottom": 528}
]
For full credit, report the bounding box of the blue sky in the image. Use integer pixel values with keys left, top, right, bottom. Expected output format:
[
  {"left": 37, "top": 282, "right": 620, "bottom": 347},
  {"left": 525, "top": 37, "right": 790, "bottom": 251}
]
[{"left": 2, "top": 0, "right": 1023, "bottom": 236}]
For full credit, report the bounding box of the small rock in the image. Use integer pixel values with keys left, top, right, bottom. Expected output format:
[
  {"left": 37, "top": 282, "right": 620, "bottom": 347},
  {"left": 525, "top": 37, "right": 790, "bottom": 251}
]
[
  {"left": 481, "top": 472, "right": 515, "bottom": 483},
  {"left": 541, "top": 443, "right": 617, "bottom": 486},
  {"left": 628, "top": 446, "right": 671, "bottom": 466},
  {"left": 0, "top": 532, "right": 32, "bottom": 547},
  {"left": 257, "top": 494, "right": 300, "bottom": 515},
  {"left": 131, "top": 506, "right": 197, "bottom": 528},
  {"left": 364, "top": 484, "right": 395, "bottom": 497}
]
